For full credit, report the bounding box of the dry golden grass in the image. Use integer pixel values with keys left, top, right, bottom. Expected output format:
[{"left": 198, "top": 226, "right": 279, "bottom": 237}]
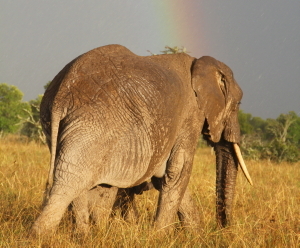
[{"left": 0, "top": 135, "right": 299, "bottom": 247}]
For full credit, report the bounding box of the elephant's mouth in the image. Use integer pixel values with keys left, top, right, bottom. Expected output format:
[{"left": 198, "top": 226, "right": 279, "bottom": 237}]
[{"left": 201, "top": 119, "right": 214, "bottom": 145}]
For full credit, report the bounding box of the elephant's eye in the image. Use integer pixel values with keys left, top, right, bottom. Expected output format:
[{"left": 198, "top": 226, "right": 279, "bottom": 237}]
[
  {"left": 217, "top": 71, "right": 227, "bottom": 96},
  {"left": 219, "top": 75, "right": 226, "bottom": 88},
  {"left": 221, "top": 75, "right": 226, "bottom": 84},
  {"left": 234, "top": 102, "right": 241, "bottom": 111}
]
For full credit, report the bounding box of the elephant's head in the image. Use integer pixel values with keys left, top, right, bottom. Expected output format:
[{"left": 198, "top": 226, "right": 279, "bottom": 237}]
[{"left": 191, "top": 56, "right": 252, "bottom": 227}]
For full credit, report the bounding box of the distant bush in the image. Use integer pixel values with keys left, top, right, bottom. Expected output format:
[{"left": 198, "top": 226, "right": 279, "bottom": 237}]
[
  {"left": 0, "top": 83, "right": 30, "bottom": 133},
  {"left": 240, "top": 111, "right": 300, "bottom": 163}
]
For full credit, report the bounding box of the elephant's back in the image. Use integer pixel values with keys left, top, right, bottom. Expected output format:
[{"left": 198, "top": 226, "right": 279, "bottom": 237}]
[{"left": 45, "top": 45, "right": 189, "bottom": 116}]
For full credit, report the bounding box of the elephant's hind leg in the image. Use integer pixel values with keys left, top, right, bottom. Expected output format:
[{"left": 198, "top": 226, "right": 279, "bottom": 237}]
[
  {"left": 89, "top": 185, "right": 118, "bottom": 227},
  {"left": 71, "top": 192, "right": 90, "bottom": 235},
  {"left": 31, "top": 184, "right": 79, "bottom": 237}
]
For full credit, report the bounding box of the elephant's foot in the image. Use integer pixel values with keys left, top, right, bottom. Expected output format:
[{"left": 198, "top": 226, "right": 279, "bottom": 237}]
[
  {"left": 30, "top": 202, "right": 64, "bottom": 237},
  {"left": 71, "top": 227, "right": 90, "bottom": 243},
  {"left": 153, "top": 220, "right": 176, "bottom": 238},
  {"left": 30, "top": 216, "right": 58, "bottom": 238},
  {"left": 74, "top": 219, "right": 90, "bottom": 237},
  {"left": 154, "top": 205, "right": 178, "bottom": 234}
]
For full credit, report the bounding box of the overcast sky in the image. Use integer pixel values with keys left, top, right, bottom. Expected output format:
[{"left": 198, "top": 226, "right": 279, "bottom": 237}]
[{"left": 1, "top": 0, "right": 299, "bottom": 119}]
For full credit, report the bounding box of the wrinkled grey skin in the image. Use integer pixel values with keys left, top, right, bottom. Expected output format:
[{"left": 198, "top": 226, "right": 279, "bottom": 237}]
[{"left": 31, "top": 44, "right": 243, "bottom": 236}]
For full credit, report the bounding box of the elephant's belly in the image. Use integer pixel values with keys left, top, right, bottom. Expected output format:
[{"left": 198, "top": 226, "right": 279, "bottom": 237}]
[
  {"left": 96, "top": 154, "right": 168, "bottom": 188},
  {"left": 93, "top": 140, "right": 170, "bottom": 188}
]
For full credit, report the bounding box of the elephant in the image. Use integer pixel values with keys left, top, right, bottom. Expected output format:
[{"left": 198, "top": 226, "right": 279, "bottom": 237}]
[
  {"left": 31, "top": 44, "right": 252, "bottom": 236},
  {"left": 39, "top": 92, "right": 197, "bottom": 235}
]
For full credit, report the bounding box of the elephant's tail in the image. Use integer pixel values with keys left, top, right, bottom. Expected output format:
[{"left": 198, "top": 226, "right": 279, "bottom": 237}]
[{"left": 45, "top": 106, "right": 66, "bottom": 199}]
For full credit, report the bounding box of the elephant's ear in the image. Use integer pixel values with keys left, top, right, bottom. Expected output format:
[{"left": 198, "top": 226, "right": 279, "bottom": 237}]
[{"left": 191, "top": 56, "right": 228, "bottom": 143}]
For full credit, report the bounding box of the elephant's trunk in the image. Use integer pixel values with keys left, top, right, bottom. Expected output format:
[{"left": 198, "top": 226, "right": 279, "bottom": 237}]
[{"left": 215, "top": 140, "right": 238, "bottom": 227}]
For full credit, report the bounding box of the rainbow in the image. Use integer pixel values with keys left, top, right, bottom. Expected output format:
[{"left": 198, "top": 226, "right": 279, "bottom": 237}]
[{"left": 151, "top": 1, "right": 209, "bottom": 57}]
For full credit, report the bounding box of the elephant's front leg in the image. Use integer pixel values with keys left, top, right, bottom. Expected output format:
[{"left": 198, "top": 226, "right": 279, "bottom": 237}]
[
  {"left": 177, "top": 187, "right": 200, "bottom": 229},
  {"left": 154, "top": 149, "right": 193, "bottom": 231}
]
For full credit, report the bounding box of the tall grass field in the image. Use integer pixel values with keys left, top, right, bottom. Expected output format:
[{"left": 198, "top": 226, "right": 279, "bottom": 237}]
[{"left": 0, "top": 135, "right": 299, "bottom": 247}]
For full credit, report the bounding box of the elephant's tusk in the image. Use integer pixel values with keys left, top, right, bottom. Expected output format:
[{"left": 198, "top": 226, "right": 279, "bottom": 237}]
[{"left": 233, "top": 143, "right": 253, "bottom": 186}]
